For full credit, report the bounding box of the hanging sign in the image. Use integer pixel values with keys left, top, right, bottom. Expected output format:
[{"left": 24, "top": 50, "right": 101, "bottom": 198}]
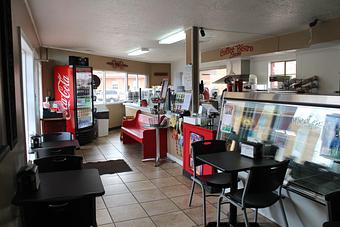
[
  {"left": 220, "top": 44, "right": 254, "bottom": 58},
  {"left": 107, "top": 59, "right": 128, "bottom": 69}
]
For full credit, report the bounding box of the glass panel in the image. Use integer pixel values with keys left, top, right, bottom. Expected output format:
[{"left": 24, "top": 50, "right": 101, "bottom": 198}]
[
  {"left": 93, "top": 70, "right": 105, "bottom": 104},
  {"left": 128, "top": 74, "right": 138, "bottom": 92},
  {"left": 271, "top": 61, "right": 285, "bottom": 75},
  {"left": 286, "top": 60, "right": 296, "bottom": 76},
  {"left": 138, "top": 75, "right": 147, "bottom": 89},
  {"left": 105, "top": 71, "right": 126, "bottom": 103},
  {"left": 218, "top": 99, "right": 340, "bottom": 195},
  {"left": 76, "top": 68, "right": 93, "bottom": 129}
]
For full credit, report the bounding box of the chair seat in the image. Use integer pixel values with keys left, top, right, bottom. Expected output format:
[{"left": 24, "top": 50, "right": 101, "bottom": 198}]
[
  {"left": 197, "top": 172, "right": 233, "bottom": 188},
  {"left": 228, "top": 189, "right": 280, "bottom": 208}
]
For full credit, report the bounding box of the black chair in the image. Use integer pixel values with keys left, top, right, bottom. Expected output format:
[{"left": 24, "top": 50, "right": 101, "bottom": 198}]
[
  {"left": 189, "top": 140, "right": 233, "bottom": 227},
  {"left": 34, "top": 155, "right": 83, "bottom": 173},
  {"left": 35, "top": 146, "right": 76, "bottom": 158},
  {"left": 217, "top": 160, "right": 290, "bottom": 227},
  {"left": 323, "top": 190, "right": 340, "bottom": 227},
  {"left": 42, "top": 132, "right": 73, "bottom": 142}
]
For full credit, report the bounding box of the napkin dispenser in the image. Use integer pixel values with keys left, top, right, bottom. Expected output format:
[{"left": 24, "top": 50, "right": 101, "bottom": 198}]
[
  {"left": 240, "top": 141, "right": 263, "bottom": 159},
  {"left": 17, "top": 163, "right": 40, "bottom": 194}
]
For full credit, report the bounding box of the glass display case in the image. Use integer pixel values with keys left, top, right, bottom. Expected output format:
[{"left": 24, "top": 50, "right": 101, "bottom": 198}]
[{"left": 217, "top": 92, "right": 340, "bottom": 203}]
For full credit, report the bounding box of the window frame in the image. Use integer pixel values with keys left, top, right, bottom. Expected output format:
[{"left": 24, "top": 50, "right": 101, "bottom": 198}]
[{"left": 93, "top": 70, "right": 148, "bottom": 105}]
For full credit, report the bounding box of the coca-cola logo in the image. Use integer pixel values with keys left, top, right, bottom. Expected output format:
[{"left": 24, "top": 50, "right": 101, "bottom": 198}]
[{"left": 57, "top": 73, "right": 71, "bottom": 120}]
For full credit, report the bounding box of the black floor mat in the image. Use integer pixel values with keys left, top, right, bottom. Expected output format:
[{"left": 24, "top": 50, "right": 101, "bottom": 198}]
[{"left": 83, "top": 159, "right": 132, "bottom": 175}]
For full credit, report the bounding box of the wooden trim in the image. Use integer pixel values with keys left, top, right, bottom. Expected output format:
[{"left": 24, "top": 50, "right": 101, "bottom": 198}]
[{"left": 201, "top": 16, "right": 340, "bottom": 63}]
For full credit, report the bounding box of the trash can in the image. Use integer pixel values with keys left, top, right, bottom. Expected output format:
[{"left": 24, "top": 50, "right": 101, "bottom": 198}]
[{"left": 95, "top": 106, "right": 109, "bottom": 137}]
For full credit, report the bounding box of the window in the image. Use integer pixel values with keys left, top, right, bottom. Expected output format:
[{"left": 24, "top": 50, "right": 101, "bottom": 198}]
[
  {"left": 128, "top": 74, "right": 138, "bottom": 91},
  {"left": 270, "top": 60, "right": 296, "bottom": 89},
  {"left": 93, "top": 70, "right": 148, "bottom": 104},
  {"left": 105, "top": 71, "right": 126, "bottom": 103},
  {"left": 271, "top": 60, "right": 296, "bottom": 77},
  {"left": 93, "top": 71, "right": 105, "bottom": 104}
]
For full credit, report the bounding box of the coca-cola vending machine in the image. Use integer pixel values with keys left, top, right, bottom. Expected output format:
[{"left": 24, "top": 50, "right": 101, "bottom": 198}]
[{"left": 54, "top": 65, "right": 95, "bottom": 145}]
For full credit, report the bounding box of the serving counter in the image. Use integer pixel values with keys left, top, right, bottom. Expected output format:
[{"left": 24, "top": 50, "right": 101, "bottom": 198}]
[{"left": 219, "top": 91, "right": 340, "bottom": 227}]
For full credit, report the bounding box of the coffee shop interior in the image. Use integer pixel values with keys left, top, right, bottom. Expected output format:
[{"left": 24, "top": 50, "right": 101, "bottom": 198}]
[{"left": 2, "top": 0, "right": 340, "bottom": 227}]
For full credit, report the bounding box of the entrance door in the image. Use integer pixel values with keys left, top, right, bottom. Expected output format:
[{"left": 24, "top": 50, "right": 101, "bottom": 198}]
[{"left": 21, "top": 35, "right": 38, "bottom": 160}]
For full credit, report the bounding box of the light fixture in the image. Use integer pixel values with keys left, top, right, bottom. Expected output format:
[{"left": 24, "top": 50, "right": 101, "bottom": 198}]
[
  {"left": 159, "top": 30, "right": 186, "bottom": 44},
  {"left": 200, "top": 27, "right": 205, "bottom": 37},
  {"left": 128, "top": 48, "right": 150, "bottom": 56}
]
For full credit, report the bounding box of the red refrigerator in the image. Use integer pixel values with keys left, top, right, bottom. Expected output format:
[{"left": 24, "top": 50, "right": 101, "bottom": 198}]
[{"left": 54, "top": 65, "right": 95, "bottom": 145}]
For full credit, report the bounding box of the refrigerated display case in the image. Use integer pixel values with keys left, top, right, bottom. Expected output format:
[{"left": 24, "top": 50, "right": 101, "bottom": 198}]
[
  {"left": 217, "top": 92, "right": 340, "bottom": 202},
  {"left": 54, "top": 65, "right": 95, "bottom": 145}
]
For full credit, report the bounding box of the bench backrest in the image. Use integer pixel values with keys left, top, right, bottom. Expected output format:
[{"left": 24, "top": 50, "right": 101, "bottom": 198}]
[{"left": 133, "top": 110, "right": 163, "bottom": 129}]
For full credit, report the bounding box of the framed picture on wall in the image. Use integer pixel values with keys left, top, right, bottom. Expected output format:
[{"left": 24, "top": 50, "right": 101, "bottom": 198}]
[{"left": 0, "top": 0, "right": 17, "bottom": 151}]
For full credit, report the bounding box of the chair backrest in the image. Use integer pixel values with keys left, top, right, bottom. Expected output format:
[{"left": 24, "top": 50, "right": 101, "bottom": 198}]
[
  {"left": 325, "top": 190, "right": 340, "bottom": 222},
  {"left": 36, "top": 146, "right": 75, "bottom": 158},
  {"left": 42, "top": 132, "right": 73, "bottom": 142},
  {"left": 34, "top": 155, "right": 83, "bottom": 173},
  {"left": 244, "top": 160, "right": 289, "bottom": 195},
  {"left": 191, "top": 140, "right": 227, "bottom": 169}
]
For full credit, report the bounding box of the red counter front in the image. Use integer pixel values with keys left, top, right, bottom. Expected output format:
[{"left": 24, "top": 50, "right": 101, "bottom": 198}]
[{"left": 182, "top": 123, "right": 217, "bottom": 177}]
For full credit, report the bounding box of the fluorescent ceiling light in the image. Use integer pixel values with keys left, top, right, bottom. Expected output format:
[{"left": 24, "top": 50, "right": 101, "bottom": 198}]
[
  {"left": 128, "top": 48, "right": 150, "bottom": 56},
  {"left": 159, "top": 30, "right": 186, "bottom": 44}
]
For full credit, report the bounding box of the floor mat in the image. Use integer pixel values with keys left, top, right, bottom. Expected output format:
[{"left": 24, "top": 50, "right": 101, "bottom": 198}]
[{"left": 83, "top": 159, "right": 132, "bottom": 175}]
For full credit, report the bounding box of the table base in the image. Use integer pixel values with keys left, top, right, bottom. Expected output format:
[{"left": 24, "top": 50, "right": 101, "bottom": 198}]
[
  {"left": 142, "top": 158, "right": 167, "bottom": 167},
  {"left": 206, "top": 222, "right": 261, "bottom": 227}
]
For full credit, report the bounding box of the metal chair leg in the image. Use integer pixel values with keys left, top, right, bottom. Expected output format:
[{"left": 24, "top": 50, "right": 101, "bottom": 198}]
[
  {"left": 201, "top": 184, "right": 206, "bottom": 227},
  {"left": 243, "top": 208, "right": 250, "bottom": 227},
  {"left": 279, "top": 198, "right": 289, "bottom": 227},
  {"left": 254, "top": 208, "right": 258, "bottom": 223},
  {"left": 217, "top": 194, "right": 224, "bottom": 227},
  {"left": 188, "top": 180, "right": 196, "bottom": 207}
]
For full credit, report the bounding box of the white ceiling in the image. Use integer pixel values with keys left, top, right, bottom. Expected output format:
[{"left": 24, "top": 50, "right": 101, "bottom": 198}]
[{"left": 28, "top": 0, "right": 340, "bottom": 63}]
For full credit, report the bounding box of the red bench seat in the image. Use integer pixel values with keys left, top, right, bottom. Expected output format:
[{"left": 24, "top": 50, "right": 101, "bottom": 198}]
[{"left": 121, "top": 110, "right": 167, "bottom": 159}]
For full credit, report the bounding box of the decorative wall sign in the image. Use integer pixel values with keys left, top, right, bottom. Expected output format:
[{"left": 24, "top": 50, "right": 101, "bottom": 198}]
[
  {"left": 154, "top": 72, "right": 168, "bottom": 77},
  {"left": 220, "top": 44, "right": 254, "bottom": 58},
  {"left": 107, "top": 59, "right": 128, "bottom": 69}
]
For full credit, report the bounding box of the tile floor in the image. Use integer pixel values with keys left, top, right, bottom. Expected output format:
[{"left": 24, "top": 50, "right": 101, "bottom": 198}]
[{"left": 76, "top": 130, "right": 280, "bottom": 227}]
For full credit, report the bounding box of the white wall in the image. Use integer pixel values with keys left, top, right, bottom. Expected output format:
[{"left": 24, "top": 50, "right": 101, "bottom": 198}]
[
  {"left": 171, "top": 58, "right": 186, "bottom": 87},
  {"left": 297, "top": 46, "right": 340, "bottom": 94},
  {"left": 249, "top": 45, "right": 340, "bottom": 93}
]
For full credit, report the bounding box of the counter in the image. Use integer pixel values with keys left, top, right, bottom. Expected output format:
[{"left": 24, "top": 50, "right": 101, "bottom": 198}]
[
  {"left": 220, "top": 91, "right": 340, "bottom": 227},
  {"left": 40, "top": 118, "right": 66, "bottom": 133}
]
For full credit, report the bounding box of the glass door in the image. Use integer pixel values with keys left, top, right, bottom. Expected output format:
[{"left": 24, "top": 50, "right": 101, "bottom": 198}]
[
  {"left": 76, "top": 67, "right": 93, "bottom": 129},
  {"left": 21, "top": 36, "right": 37, "bottom": 160}
]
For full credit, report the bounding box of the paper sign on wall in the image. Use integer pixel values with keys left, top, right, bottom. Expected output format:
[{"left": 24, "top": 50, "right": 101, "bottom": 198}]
[{"left": 221, "top": 104, "right": 235, "bottom": 133}]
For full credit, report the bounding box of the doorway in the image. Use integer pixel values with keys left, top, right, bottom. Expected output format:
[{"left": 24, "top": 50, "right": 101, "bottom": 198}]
[{"left": 21, "top": 34, "right": 40, "bottom": 160}]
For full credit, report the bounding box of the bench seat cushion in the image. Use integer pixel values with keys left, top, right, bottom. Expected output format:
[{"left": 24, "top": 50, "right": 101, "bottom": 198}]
[{"left": 121, "top": 127, "right": 147, "bottom": 142}]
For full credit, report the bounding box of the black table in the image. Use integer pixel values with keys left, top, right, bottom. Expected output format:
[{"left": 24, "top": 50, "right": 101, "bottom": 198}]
[
  {"left": 31, "top": 140, "right": 80, "bottom": 158},
  {"left": 39, "top": 140, "right": 80, "bottom": 150},
  {"left": 197, "top": 152, "right": 278, "bottom": 227},
  {"left": 13, "top": 169, "right": 105, "bottom": 227},
  {"left": 323, "top": 221, "right": 340, "bottom": 227}
]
